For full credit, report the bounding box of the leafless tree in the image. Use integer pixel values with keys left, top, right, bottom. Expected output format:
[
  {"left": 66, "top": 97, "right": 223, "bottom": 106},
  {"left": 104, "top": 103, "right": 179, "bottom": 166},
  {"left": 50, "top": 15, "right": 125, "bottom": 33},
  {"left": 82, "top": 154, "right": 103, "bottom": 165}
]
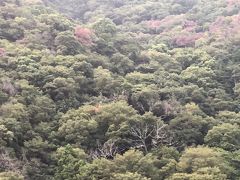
[
  {"left": 0, "top": 150, "right": 23, "bottom": 175},
  {"left": 90, "top": 139, "right": 118, "bottom": 159},
  {"left": 162, "top": 97, "right": 182, "bottom": 117},
  {"left": 151, "top": 122, "right": 175, "bottom": 147},
  {"left": 129, "top": 121, "right": 174, "bottom": 153},
  {"left": 129, "top": 123, "right": 154, "bottom": 153},
  {"left": 1, "top": 79, "right": 17, "bottom": 96}
]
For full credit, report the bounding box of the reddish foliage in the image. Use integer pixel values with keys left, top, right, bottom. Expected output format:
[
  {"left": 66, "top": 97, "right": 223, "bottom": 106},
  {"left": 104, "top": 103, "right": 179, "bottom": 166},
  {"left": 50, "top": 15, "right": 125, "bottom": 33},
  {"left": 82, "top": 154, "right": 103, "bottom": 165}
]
[
  {"left": 174, "top": 33, "right": 203, "bottom": 47},
  {"left": 227, "top": 0, "right": 240, "bottom": 6},
  {"left": 209, "top": 16, "right": 226, "bottom": 35},
  {"left": 146, "top": 20, "right": 162, "bottom": 29},
  {"left": 0, "top": 48, "right": 6, "bottom": 56},
  {"left": 182, "top": 20, "right": 197, "bottom": 32},
  {"left": 209, "top": 14, "right": 240, "bottom": 39},
  {"left": 159, "top": 15, "right": 185, "bottom": 28},
  {"left": 74, "top": 26, "right": 93, "bottom": 46},
  {"left": 226, "top": 0, "right": 240, "bottom": 13},
  {"left": 94, "top": 104, "right": 101, "bottom": 113},
  {"left": 146, "top": 15, "right": 185, "bottom": 30}
]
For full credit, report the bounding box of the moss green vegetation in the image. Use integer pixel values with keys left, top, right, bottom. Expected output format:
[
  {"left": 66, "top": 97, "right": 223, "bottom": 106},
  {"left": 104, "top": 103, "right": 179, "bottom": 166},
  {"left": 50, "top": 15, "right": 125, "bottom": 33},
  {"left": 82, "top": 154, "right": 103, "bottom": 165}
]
[{"left": 0, "top": 0, "right": 240, "bottom": 179}]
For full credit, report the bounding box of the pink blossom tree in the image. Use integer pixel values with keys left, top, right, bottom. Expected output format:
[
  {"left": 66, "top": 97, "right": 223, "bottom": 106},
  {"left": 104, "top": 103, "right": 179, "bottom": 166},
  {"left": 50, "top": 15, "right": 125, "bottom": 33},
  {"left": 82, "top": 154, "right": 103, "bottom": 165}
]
[
  {"left": 74, "top": 26, "right": 94, "bottom": 46},
  {"left": 0, "top": 48, "right": 6, "bottom": 56}
]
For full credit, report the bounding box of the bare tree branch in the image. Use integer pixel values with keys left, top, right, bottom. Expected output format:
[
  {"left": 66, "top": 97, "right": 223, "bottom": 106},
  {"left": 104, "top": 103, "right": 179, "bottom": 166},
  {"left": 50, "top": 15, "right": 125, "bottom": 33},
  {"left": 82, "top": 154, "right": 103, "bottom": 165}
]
[
  {"left": 129, "top": 121, "right": 175, "bottom": 153},
  {"left": 0, "top": 150, "right": 23, "bottom": 175},
  {"left": 90, "top": 139, "right": 118, "bottom": 159}
]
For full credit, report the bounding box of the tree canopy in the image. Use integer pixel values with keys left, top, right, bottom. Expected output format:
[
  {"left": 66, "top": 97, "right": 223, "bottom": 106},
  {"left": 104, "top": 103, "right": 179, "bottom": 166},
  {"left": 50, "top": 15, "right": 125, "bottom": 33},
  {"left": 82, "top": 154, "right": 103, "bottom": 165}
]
[{"left": 0, "top": 0, "right": 240, "bottom": 179}]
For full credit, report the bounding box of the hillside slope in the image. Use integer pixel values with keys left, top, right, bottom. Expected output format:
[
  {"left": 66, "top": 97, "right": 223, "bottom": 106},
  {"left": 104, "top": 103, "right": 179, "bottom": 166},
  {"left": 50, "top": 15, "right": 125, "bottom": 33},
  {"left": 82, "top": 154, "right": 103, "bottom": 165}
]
[{"left": 0, "top": 0, "right": 240, "bottom": 179}]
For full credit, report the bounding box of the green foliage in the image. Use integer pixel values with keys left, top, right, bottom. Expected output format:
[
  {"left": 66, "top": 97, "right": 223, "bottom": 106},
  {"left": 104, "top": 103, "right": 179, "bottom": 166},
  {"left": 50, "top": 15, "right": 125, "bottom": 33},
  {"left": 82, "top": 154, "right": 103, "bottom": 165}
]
[
  {"left": 92, "top": 18, "right": 117, "bottom": 39},
  {"left": 54, "top": 145, "right": 87, "bottom": 180},
  {"left": 0, "top": 172, "right": 24, "bottom": 180},
  {"left": 55, "top": 31, "right": 83, "bottom": 55},
  {"left": 78, "top": 149, "right": 164, "bottom": 180},
  {"left": 58, "top": 112, "right": 97, "bottom": 146},
  {"left": 171, "top": 146, "right": 235, "bottom": 179},
  {"left": 169, "top": 112, "right": 214, "bottom": 149},
  {"left": 112, "top": 172, "right": 150, "bottom": 180},
  {"left": 205, "top": 123, "right": 240, "bottom": 151},
  {"left": 0, "top": 0, "right": 240, "bottom": 179},
  {"left": 169, "top": 168, "right": 227, "bottom": 180}
]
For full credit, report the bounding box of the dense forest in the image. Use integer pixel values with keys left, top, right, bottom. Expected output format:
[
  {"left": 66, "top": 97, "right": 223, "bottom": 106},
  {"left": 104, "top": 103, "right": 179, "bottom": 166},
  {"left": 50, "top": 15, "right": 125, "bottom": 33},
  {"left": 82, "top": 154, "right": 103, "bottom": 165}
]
[{"left": 0, "top": 0, "right": 240, "bottom": 179}]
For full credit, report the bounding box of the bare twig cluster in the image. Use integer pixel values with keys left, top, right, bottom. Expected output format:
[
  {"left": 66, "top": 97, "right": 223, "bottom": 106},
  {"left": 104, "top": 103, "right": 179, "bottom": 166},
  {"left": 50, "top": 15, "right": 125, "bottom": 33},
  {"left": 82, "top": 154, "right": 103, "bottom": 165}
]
[
  {"left": 130, "top": 121, "right": 174, "bottom": 153},
  {"left": 90, "top": 139, "right": 118, "bottom": 159},
  {"left": 0, "top": 150, "right": 23, "bottom": 175}
]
